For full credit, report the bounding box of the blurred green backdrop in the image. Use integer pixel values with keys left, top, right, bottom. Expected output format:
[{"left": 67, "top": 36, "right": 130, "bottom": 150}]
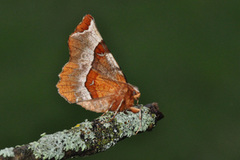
[{"left": 0, "top": 1, "right": 239, "bottom": 160}]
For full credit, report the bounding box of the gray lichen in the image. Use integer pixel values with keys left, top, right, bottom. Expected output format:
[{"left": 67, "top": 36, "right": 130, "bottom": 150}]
[
  {"left": 29, "top": 119, "right": 96, "bottom": 160},
  {"left": 115, "top": 105, "right": 156, "bottom": 137},
  {"left": 94, "top": 105, "right": 156, "bottom": 151},
  {"left": 0, "top": 147, "right": 14, "bottom": 158}
]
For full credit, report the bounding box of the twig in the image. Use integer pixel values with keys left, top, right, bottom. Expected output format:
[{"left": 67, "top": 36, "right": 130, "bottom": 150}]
[{"left": 0, "top": 103, "right": 164, "bottom": 160}]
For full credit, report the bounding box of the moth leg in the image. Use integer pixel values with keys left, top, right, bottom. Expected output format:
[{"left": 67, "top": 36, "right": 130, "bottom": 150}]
[
  {"left": 129, "top": 107, "right": 140, "bottom": 113},
  {"left": 107, "top": 99, "right": 124, "bottom": 123},
  {"left": 101, "top": 100, "right": 115, "bottom": 117},
  {"left": 129, "top": 107, "right": 142, "bottom": 134}
]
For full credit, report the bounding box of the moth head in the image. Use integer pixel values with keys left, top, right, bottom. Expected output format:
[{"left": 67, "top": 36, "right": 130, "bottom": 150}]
[{"left": 129, "top": 84, "right": 140, "bottom": 100}]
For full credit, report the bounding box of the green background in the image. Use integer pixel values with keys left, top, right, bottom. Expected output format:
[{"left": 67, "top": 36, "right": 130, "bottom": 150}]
[{"left": 0, "top": 1, "right": 239, "bottom": 159}]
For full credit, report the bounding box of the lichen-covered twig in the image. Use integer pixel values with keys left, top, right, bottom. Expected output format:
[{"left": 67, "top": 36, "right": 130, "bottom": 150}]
[{"left": 0, "top": 103, "right": 164, "bottom": 160}]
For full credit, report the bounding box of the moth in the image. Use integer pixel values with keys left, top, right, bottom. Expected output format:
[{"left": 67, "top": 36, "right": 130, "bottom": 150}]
[{"left": 56, "top": 14, "right": 141, "bottom": 116}]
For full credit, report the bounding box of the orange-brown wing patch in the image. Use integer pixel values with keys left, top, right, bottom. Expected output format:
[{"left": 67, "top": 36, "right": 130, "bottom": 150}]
[
  {"left": 79, "top": 69, "right": 126, "bottom": 113},
  {"left": 85, "top": 69, "right": 121, "bottom": 99}
]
